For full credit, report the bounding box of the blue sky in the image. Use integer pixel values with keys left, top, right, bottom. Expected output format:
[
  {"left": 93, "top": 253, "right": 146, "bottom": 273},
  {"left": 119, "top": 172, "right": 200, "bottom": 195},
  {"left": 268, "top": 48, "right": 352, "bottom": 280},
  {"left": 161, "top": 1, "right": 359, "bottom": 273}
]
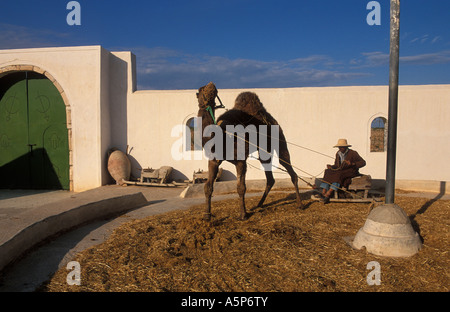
[{"left": 1, "top": 0, "right": 449, "bottom": 90}]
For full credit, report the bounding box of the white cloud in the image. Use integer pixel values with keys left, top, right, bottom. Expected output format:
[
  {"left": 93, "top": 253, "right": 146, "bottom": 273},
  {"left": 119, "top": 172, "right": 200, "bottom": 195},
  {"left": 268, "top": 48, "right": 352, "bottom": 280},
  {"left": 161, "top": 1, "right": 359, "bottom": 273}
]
[
  {"left": 431, "top": 36, "right": 442, "bottom": 44},
  {"left": 0, "top": 23, "right": 71, "bottom": 49},
  {"left": 410, "top": 34, "right": 444, "bottom": 45},
  {"left": 3, "top": 23, "right": 447, "bottom": 90},
  {"left": 401, "top": 50, "right": 450, "bottom": 65},
  {"left": 130, "top": 47, "right": 365, "bottom": 90},
  {"left": 350, "top": 50, "right": 450, "bottom": 68},
  {"left": 362, "top": 51, "right": 390, "bottom": 67}
]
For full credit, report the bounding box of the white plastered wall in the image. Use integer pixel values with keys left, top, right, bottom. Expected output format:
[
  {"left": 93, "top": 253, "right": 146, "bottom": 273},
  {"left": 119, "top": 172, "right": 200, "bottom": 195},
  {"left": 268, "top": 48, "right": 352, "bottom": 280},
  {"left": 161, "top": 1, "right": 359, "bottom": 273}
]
[
  {"left": 1, "top": 46, "right": 449, "bottom": 193},
  {"left": 126, "top": 84, "right": 450, "bottom": 192}
]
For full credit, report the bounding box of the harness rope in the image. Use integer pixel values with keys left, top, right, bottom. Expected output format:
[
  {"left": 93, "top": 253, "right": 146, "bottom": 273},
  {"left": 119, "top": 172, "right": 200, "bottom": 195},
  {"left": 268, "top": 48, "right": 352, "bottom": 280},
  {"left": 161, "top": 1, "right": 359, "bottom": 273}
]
[
  {"left": 223, "top": 127, "right": 369, "bottom": 200},
  {"left": 202, "top": 97, "right": 369, "bottom": 201},
  {"left": 253, "top": 129, "right": 335, "bottom": 160}
]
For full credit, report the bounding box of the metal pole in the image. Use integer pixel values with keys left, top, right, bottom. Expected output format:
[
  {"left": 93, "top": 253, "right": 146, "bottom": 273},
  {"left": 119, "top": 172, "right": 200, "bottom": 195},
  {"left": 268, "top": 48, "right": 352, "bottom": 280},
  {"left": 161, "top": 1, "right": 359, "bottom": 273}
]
[
  {"left": 385, "top": 0, "right": 400, "bottom": 204},
  {"left": 345, "top": 0, "right": 420, "bottom": 257}
]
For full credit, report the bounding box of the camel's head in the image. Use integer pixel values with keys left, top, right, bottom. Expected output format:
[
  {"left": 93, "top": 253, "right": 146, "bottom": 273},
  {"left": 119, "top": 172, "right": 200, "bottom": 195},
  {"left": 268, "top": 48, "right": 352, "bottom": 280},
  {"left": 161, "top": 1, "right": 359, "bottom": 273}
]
[{"left": 197, "top": 82, "right": 224, "bottom": 110}]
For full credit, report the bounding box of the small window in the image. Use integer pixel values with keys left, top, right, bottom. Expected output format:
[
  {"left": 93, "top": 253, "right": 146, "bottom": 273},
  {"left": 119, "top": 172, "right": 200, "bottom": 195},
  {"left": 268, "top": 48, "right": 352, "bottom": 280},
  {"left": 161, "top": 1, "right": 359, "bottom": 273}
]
[
  {"left": 185, "top": 117, "right": 202, "bottom": 151},
  {"left": 370, "top": 117, "right": 387, "bottom": 152}
]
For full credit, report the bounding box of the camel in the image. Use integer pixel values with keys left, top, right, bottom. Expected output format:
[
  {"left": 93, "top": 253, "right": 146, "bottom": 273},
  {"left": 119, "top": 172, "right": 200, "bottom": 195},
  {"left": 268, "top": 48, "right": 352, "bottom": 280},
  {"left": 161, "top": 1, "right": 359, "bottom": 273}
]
[{"left": 196, "top": 82, "right": 304, "bottom": 221}]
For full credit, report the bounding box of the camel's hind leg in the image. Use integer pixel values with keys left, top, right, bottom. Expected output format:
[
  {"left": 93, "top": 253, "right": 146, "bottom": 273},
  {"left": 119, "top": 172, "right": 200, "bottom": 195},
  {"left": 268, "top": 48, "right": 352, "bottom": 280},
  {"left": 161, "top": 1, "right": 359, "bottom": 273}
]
[
  {"left": 203, "top": 160, "right": 221, "bottom": 221},
  {"left": 235, "top": 161, "right": 249, "bottom": 220},
  {"left": 257, "top": 160, "right": 275, "bottom": 208},
  {"left": 279, "top": 149, "right": 304, "bottom": 209}
]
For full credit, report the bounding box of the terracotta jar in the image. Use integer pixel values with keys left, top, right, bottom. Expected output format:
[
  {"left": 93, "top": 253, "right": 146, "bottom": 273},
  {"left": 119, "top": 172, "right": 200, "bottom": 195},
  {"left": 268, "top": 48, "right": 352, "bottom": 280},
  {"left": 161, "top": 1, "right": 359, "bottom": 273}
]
[{"left": 107, "top": 148, "right": 131, "bottom": 186}]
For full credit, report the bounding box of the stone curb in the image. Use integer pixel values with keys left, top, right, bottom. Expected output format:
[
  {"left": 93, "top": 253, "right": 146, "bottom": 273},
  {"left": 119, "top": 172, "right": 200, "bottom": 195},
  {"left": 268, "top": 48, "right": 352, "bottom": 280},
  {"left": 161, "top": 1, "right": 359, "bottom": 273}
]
[{"left": 0, "top": 192, "right": 147, "bottom": 273}]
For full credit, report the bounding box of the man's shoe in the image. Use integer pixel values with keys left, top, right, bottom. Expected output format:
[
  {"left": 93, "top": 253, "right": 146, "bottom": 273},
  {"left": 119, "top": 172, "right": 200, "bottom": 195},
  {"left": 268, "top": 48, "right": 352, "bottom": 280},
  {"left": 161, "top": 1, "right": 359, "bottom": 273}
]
[{"left": 321, "top": 196, "right": 330, "bottom": 204}]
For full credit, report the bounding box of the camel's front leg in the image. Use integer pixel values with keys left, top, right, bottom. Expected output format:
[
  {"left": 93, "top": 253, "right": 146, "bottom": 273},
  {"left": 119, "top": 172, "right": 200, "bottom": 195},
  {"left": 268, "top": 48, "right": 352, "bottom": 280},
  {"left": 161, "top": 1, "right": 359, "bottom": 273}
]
[
  {"left": 236, "top": 161, "right": 249, "bottom": 220},
  {"left": 204, "top": 160, "right": 220, "bottom": 221}
]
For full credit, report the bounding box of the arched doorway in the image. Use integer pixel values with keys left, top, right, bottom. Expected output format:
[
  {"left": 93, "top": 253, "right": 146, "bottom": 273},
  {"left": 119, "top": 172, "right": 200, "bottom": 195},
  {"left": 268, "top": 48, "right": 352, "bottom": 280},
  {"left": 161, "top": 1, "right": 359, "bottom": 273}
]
[{"left": 0, "top": 71, "right": 70, "bottom": 190}]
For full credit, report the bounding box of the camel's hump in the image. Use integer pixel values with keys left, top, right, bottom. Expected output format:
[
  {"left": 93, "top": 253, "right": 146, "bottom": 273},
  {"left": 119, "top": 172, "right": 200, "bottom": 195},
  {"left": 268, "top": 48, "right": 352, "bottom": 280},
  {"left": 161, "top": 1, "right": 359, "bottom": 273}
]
[{"left": 233, "top": 92, "right": 279, "bottom": 125}]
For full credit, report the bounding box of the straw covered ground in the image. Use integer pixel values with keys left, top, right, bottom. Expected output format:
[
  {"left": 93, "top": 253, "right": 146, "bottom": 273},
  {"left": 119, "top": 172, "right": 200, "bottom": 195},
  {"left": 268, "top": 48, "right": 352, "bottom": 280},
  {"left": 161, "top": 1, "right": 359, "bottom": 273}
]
[{"left": 42, "top": 191, "right": 449, "bottom": 292}]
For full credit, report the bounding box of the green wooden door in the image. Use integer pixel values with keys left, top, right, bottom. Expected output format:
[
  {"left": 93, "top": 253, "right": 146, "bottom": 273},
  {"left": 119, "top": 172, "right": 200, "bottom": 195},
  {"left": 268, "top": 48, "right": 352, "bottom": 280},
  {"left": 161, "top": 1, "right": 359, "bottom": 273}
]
[
  {"left": 0, "top": 72, "right": 69, "bottom": 190},
  {"left": 0, "top": 72, "right": 29, "bottom": 188}
]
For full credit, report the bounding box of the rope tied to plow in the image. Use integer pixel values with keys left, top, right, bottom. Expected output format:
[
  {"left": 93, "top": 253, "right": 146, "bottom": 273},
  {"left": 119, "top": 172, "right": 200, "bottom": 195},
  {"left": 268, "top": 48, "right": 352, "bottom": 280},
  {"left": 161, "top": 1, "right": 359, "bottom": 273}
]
[{"left": 222, "top": 128, "right": 374, "bottom": 202}]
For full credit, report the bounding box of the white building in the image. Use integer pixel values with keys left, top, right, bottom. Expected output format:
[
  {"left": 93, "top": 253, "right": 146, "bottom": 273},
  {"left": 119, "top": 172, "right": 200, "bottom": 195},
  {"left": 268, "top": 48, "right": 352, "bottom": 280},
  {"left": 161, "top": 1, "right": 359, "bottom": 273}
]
[{"left": 0, "top": 46, "right": 449, "bottom": 193}]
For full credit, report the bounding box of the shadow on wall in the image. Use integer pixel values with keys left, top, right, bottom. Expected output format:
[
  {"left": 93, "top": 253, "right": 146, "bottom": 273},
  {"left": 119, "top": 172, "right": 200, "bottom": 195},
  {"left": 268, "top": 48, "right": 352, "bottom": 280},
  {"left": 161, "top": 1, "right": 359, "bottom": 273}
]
[
  {"left": 171, "top": 168, "right": 189, "bottom": 182},
  {"left": 371, "top": 179, "right": 386, "bottom": 191},
  {"left": 126, "top": 152, "right": 142, "bottom": 181},
  {"left": 104, "top": 54, "right": 129, "bottom": 185},
  {"left": 220, "top": 169, "right": 237, "bottom": 181},
  {"left": 109, "top": 54, "right": 128, "bottom": 151}
]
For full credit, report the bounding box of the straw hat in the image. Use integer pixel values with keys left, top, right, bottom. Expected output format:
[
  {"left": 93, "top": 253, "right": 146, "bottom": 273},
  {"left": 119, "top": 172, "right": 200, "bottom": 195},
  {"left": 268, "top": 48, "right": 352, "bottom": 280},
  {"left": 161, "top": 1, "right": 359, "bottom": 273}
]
[{"left": 334, "top": 139, "right": 352, "bottom": 148}]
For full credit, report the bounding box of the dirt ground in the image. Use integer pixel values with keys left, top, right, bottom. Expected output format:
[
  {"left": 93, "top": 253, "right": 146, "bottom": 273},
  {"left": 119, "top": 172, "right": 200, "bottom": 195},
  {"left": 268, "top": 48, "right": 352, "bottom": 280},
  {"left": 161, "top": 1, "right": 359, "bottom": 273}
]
[{"left": 41, "top": 191, "right": 449, "bottom": 292}]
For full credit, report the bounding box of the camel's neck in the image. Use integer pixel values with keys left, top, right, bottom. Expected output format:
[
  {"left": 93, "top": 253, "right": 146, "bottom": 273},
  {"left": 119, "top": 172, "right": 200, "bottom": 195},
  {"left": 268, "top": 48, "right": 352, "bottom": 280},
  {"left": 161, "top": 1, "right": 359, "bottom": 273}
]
[
  {"left": 198, "top": 106, "right": 216, "bottom": 129},
  {"left": 197, "top": 106, "right": 217, "bottom": 147}
]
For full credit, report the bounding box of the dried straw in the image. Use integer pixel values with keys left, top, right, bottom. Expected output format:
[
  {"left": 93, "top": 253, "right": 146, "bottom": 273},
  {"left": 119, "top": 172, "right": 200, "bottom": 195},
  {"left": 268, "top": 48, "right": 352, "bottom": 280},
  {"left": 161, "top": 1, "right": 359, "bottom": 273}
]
[{"left": 42, "top": 192, "right": 449, "bottom": 292}]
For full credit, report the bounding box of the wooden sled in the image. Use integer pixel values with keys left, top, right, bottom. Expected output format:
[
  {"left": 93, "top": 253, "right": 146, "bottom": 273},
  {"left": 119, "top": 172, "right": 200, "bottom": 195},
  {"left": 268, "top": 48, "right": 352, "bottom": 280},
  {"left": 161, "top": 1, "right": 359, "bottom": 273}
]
[
  {"left": 311, "top": 175, "right": 379, "bottom": 203},
  {"left": 192, "top": 168, "right": 223, "bottom": 184},
  {"left": 124, "top": 166, "right": 188, "bottom": 187}
]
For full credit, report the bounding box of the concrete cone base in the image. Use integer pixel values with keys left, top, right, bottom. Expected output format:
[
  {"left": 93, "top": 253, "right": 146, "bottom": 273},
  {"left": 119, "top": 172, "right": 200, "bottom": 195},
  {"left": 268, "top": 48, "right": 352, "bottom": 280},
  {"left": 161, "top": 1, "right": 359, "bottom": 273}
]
[{"left": 351, "top": 203, "right": 422, "bottom": 257}]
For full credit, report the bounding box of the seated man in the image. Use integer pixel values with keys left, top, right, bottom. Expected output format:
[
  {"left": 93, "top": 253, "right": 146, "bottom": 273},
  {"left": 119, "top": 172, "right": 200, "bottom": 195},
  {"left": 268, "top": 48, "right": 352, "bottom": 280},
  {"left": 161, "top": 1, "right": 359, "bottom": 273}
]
[{"left": 319, "top": 139, "right": 366, "bottom": 203}]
